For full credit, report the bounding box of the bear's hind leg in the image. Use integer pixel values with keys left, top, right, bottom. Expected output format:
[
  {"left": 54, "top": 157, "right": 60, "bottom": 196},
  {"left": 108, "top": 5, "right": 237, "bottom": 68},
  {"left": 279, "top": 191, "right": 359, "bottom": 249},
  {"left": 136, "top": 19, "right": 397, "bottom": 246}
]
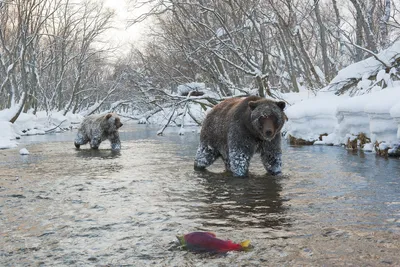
[
  {"left": 74, "top": 132, "right": 89, "bottom": 149},
  {"left": 194, "top": 144, "right": 219, "bottom": 170}
]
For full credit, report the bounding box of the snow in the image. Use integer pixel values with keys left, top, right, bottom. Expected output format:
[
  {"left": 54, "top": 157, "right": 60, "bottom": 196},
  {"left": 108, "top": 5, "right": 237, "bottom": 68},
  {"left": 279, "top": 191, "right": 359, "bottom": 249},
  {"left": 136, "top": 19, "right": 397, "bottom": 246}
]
[
  {"left": 362, "top": 143, "right": 374, "bottom": 152},
  {"left": 284, "top": 92, "right": 348, "bottom": 142},
  {"left": 0, "top": 121, "right": 19, "bottom": 149},
  {"left": 325, "top": 41, "right": 400, "bottom": 93},
  {"left": 285, "top": 93, "right": 346, "bottom": 119},
  {"left": 390, "top": 102, "right": 400, "bottom": 139},
  {"left": 389, "top": 102, "right": 400, "bottom": 117},
  {"left": 379, "top": 142, "right": 390, "bottom": 150},
  {"left": 278, "top": 91, "right": 310, "bottom": 106},
  {"left": 177, "top": 82, "right": 206, "bottom": 96},
  {"left": 216, "top": 27, "right": 226, "bottom": 37},
  {"left": 0, "top": 108, "right": 84, "bottom": 150},
  {"left": 364, "top": 87, "right": 400, "bottom": 114},
  {"left": 19, "top": 148, "right": 30, "bottom": 155},
  {"left": 284, "top": 87, "right": 400, "bottom": 148},
  {"left": 313, "top": 133, "right": 338, "bottom": 146},
  {"left": 142, "top": 102, "right": 206, "bottom": 127}
]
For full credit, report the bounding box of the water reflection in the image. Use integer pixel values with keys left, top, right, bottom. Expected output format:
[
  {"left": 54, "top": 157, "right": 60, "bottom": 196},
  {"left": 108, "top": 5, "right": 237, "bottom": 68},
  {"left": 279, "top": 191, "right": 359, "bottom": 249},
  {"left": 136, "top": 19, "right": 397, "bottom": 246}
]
[
  {"left": 172, "top": 169, "right": 288, "bottom": 229},
  {"left": 74, "top": 148, "right": 121, "bottom": 159}
]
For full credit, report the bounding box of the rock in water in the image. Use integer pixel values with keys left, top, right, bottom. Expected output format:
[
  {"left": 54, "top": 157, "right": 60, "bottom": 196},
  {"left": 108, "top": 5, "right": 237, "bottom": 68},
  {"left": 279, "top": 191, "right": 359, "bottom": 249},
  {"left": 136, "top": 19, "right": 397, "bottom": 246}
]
[{"left": 19, "top": 148, "right": 30, "bottom": 155}]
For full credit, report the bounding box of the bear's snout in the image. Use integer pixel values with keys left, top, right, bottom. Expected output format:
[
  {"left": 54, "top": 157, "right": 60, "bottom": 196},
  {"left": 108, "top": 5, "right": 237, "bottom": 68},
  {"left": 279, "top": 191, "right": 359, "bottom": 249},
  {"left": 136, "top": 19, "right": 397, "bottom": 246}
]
[
  {"left": 115, "top": 118, "right": 123, "bottom": 129},
  {"left": 265, "top": 129, "right": 273, "bottom": 137},
  {"left": 260, "top": 116, "right": 276, "bottom": 139}
]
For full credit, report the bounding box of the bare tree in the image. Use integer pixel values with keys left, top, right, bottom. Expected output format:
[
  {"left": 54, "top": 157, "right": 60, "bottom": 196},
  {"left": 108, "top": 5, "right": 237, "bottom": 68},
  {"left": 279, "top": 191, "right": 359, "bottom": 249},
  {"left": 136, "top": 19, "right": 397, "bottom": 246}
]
[{"left": 0, "top": 0, "right": 58, "bottom": 122}]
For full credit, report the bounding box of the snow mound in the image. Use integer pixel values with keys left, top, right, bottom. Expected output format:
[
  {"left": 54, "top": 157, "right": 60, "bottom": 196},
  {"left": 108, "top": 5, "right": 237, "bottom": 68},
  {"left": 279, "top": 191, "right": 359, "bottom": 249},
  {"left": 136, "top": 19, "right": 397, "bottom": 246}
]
[
  {"left": 336, "top": 93, "right": 373, "bottom": 143},
  {"left": 285, "top": 87, "right": 400, "bottom": 146},
  {"left": 0, "top": 121, "right": 19, "bottom": 149},
  {"left": 284, "top": 93, "right": 348, "bottom": 141},
  {"left": 364, "top": 87, "right": 400, "bottom": 142},
  {"left": 19, "top": 148, "right": 30, "bottom": 155},
  {"left": 390, "top": 102, "right": 400, "bottom": 139}
]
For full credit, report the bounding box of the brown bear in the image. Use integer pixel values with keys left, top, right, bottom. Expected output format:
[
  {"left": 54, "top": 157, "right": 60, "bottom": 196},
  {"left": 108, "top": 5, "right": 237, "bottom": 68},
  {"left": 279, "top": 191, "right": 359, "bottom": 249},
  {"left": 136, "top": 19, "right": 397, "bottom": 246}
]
[
  {"left": 74, "top": 113, "right": 123, "bottom": 150},
  {"left": 194, "top": 96, "right": 286, "bottom": 177}
]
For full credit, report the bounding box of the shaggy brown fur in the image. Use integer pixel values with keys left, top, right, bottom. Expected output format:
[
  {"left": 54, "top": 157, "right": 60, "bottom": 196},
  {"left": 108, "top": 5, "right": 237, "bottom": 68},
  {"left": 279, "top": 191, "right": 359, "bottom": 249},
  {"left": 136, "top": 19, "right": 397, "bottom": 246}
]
[
  {"left": 194, "top": 96, "right": 287, "bottom": 176},
  {"left": 74, "top": 113, "right": 123, "bottom": 150}
]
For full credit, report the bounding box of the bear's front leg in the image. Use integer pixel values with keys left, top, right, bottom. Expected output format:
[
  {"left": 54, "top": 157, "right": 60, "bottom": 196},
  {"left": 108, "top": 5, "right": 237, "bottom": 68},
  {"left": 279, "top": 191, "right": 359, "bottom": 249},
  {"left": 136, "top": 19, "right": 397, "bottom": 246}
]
[
  {"left": 109, "top": 132, "right": 121, "bottom": 150},
  {"left": 260, "top": 135, "right": 283, "bottom": 175},
  {"left": 228, "top": 148, "right": 253, "bottom": 177},
  {"left": 194, "top": 143, "right": 219, "bottom": 170},
  {"left": 261, "top": 152, "right": 282, "bottom": 175},
  {"left": 74, "top": 131, "right": 89, "bottom": 149}
]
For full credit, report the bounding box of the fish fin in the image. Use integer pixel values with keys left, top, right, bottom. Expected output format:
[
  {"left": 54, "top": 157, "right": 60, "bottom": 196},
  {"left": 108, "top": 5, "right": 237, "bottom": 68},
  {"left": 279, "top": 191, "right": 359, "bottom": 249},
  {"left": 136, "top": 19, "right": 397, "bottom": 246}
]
[
  {"left": 176, "top": 235, "right": 186, "bottom": 248},
  {"left": 240, "top": 240, "right": 251, "bottom": 249},
  {"left": 206, "top": 232, "right": 216, "bottom": 237}
]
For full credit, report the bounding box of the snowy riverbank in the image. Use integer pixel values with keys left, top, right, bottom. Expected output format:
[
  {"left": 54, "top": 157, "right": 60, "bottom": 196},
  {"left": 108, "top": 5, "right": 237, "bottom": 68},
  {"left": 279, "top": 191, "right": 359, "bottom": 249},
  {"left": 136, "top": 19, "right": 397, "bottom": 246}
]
[
  {"left": 284, "top": 87, "right": 400, "bottom": 156},
  {"left": 2, "top": 87, "right": 400, "bottom": 157},
  {"left": 0, "top": 110, "right": 82, "bottom": 149}
]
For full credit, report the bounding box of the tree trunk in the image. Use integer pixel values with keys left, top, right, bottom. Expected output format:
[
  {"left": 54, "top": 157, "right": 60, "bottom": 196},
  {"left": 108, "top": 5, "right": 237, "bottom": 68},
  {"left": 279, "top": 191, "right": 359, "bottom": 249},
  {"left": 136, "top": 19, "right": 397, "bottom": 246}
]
[
  {"left": 314, "top": 0, "right": 331, "bottom": 82},
  {"left": 213, "top": 57, "right": 233, "bottom": 96},
  {"left": 380, "top": 0, "right": 390, "bottom": 49},
  {"left": 296, "top": 30, "right": 323, "bottom": 88},
  {"left": 255, "top": 75, "right": 266, "bottom": 97},
  {"left": 350, "top": 0, "right": 378, "bottom": 55},
  {"left": 9, "top": 92, "right": 27, "bottom": 123}
]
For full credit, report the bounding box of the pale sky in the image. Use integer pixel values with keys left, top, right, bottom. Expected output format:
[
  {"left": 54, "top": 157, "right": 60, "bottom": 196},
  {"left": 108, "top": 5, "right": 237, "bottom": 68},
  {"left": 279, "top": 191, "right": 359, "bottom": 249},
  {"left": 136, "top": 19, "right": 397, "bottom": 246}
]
[{"left": 102, "top": 0, "right": 149, "bottom": 55}]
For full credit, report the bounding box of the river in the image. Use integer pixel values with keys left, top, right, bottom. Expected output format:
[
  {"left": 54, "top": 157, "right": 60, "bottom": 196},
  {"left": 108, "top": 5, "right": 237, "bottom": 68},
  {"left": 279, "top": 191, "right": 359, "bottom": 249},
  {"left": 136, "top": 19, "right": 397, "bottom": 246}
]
[{"left": 0, "top": 121, "right": 399, "bottom": 266}]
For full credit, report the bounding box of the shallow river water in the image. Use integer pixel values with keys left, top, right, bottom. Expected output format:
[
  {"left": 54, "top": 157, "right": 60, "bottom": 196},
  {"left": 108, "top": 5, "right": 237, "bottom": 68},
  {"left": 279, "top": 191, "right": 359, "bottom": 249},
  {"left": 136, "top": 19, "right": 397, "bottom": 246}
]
[{"left": 0, "top": 122, "right": 400, "bottom": 266}]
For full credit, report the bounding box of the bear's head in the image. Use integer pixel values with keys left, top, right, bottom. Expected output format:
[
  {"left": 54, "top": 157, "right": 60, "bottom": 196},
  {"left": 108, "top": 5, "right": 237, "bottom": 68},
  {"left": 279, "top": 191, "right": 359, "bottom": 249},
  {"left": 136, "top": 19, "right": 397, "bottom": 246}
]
[
  {"left": 105, "top": 113, "right": 123, "bottom": 131},
  {"left": 248, "top": 99, "right": 286, "bottom": 141}
]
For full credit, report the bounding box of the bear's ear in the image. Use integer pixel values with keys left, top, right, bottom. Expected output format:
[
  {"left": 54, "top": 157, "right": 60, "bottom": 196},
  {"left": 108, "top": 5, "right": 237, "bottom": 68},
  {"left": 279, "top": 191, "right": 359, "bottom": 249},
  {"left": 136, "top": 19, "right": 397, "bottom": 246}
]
[
  {"left": 248, "top": 101, "right": 258, "bottom": 110},
  {"left": 105, "top": 113, "right": 113, "bottom": 120},
  {"left": 276, "top": 101, "right": 286, "bottom": 110}
]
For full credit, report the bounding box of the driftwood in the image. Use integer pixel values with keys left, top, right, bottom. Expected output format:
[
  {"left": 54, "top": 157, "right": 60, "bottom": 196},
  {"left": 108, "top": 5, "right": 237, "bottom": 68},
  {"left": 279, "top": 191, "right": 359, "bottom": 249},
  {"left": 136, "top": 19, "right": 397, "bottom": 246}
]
[{"left": 45, "top": 119, "right": 67, "bottom": 133}]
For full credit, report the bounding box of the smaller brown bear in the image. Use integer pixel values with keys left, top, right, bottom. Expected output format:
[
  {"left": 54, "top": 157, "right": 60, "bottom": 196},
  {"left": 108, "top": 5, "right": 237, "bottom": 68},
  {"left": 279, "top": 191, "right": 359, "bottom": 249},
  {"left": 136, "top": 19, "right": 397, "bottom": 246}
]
[
  {"left": 194, "top": 96, "right": 286, "bottom": 177},
  {"left": 74, "top": 113, "right": 123, "bottom": 150}
]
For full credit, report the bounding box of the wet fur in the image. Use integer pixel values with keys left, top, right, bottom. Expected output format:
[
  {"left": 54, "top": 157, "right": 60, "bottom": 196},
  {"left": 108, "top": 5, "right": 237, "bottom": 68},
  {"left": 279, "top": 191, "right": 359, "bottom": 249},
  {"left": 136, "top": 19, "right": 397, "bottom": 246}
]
[
  {"left": 74, "top": 113, "right": 123, "bottom": 150},
  {"left": 194, "top": 96, "right": 286, "bottom": 177}
]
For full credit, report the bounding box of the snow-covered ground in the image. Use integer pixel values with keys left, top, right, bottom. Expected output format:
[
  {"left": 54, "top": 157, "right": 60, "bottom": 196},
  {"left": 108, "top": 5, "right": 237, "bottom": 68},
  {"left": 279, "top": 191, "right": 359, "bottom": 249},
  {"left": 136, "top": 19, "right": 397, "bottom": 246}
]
[
  {"left": 284, "top": 86, "right": 400, "bottom": 155},
  {"left": 0, "top": 109, "right": 83, "bottom": 149}
]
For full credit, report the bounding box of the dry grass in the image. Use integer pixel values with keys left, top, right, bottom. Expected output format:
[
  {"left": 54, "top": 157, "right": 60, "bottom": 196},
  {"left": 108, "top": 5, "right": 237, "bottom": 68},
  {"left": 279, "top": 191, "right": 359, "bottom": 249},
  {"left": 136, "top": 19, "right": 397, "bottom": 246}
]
[
  {"left": 346, "top": 133, "right": 371, "bottom": 150},
  {"left": 288, "top": 134, "right": 315, "bottom": 145}
]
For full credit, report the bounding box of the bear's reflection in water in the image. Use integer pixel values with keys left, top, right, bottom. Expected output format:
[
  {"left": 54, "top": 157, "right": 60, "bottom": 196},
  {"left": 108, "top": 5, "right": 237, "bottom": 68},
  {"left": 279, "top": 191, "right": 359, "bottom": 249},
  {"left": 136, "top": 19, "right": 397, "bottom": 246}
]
[
  {"left": 186, "top": 170, "right": 289, "bottom": 229},
  {"left": 74, "top": 148, "right": 121, "bottom": 159}
]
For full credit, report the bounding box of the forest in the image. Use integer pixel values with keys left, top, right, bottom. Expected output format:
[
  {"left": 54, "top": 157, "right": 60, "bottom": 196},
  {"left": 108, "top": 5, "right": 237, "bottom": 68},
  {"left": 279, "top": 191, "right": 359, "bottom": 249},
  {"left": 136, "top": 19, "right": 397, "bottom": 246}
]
[{"left": 1, "top": 0, "right": 399, "bottom": 124}]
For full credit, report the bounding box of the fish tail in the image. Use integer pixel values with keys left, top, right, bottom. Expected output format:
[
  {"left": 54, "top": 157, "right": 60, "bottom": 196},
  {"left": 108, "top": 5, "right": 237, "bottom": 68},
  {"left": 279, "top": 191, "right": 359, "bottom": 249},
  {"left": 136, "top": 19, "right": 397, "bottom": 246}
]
[
  {"left": 240, "top": 240, "right": 251, "bottom": 249},
  {"left": 176, "top": 235, "right": 186, "bottom": 248}
]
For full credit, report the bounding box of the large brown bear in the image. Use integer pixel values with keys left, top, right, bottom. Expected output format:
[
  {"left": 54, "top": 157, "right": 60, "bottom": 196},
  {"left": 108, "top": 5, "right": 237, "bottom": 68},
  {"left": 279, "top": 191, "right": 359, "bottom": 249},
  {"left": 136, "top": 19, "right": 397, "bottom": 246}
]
[
  {"left": 74, "top": 113, "right": 123, "bottom": 150},
  {"left": 194, "top": 96, "right": 286, "bottom": 177}
]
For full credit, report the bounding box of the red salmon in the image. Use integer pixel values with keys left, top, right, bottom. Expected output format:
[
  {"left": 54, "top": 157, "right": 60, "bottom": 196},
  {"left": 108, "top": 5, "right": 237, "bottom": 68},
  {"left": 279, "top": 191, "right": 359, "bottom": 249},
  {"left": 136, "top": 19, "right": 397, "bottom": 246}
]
[{"left": 177, "top": 231, "right": 250, "bottom": 253}]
